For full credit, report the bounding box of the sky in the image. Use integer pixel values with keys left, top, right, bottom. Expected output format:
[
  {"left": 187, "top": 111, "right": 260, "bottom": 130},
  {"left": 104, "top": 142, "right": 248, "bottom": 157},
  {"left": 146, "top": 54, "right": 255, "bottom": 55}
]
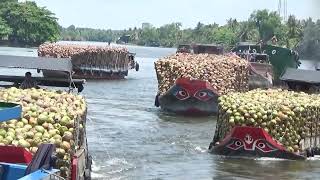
[{"left": 30, "top": 0, "right": 319, "bottom": 30}]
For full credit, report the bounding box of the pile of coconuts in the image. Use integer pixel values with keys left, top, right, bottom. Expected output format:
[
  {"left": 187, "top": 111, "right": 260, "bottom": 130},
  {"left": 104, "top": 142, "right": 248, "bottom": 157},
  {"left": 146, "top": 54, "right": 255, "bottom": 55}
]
[
  {"left": 38, "top": 43, "right": 131, "bottom": 71},
  {"left": 0, "top": 87, "right": 87, "bottom": 178},
  {"left": 154, "top": 53, "right": 250, "bottom": 95},
  {"left": 216, "top": 89, "right": 320, "bottom": 154}
]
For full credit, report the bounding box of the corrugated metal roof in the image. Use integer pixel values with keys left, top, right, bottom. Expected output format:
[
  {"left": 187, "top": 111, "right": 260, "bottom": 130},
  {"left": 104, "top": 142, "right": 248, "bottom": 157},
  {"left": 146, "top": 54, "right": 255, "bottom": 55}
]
[
  {"left": 280, "top": 68, "right": 320, "bottom": 84},
  {"left": 0, "top": 55, "right": 72, "bottom": 73}
]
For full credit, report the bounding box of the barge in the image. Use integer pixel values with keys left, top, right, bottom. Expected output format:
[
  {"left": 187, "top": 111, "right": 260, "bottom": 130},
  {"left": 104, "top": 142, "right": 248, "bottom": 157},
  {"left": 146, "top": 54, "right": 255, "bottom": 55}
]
[
  {"left": 209, "top": 68, "right": 320, "bottom": 160},
  {"left": 38, "top": 43, "right": 139, "bottom": 80},
  {"left": 154, "top": 43, "right": 277, "bottom": 116},
  {"left": 0, "top": 55, "right": 92, "bottom": 179},
  {"left": 232, "top": 42, "right": 300, "bottom": 82}
]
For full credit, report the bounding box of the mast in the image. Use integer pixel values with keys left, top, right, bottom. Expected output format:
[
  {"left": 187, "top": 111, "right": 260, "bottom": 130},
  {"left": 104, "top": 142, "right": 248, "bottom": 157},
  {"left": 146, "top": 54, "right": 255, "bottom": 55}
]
[{"left": 278, "top": 0, "right": 288, "bottom": 21}]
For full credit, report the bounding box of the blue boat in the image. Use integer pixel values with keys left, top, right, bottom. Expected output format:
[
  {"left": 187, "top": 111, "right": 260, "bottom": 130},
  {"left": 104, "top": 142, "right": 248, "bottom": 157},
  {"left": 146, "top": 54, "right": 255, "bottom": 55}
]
[
  {"left": 0, "top": 102, "right": 62, "bottom": 180},
  {"left": 0, "top": 55, "right": 92, "bottom": 180}
]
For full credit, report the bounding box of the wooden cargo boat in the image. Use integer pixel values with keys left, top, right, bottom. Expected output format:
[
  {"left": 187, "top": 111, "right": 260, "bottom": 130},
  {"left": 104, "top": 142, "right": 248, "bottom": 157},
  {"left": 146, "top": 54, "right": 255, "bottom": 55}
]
[
  {"left": 155, "top": 77, "right": 220, "bottom": 116},
  {"left": 0, "top": 102, "right": 62, "bottom": 179},
  {"left": 155, "top": 43, "right": 276, "bottom": 116},
  {"left": 155, "top": 44, "right": 224, "bottom": 116},
  {"left": 38, "top": 43, "right": 139, "bottom": 80},
  {"left": 232, "top": 42, "right": 300, "bottom": 82},
  {"left": 209, "top": 69, "right": 320, "bottom": 160},
  {"left": 0, "top": 55, "right": 92, "bottom": 179}
]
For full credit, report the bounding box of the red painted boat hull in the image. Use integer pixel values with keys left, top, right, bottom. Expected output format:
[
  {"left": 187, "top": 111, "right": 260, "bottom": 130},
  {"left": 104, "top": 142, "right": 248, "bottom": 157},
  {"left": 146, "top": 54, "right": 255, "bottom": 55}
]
[
  {"left": 209, "top": 126, "right": 305, "bottom": 160},
  {"left": 156, "top": 78, "right": 219, "bottom": 116}
]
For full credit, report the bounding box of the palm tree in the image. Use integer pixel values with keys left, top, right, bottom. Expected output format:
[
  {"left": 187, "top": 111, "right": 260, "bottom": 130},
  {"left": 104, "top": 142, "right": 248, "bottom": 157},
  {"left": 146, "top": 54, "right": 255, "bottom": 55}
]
[{"left": 286, "top": 15, "right": 303, "bottom": 48}]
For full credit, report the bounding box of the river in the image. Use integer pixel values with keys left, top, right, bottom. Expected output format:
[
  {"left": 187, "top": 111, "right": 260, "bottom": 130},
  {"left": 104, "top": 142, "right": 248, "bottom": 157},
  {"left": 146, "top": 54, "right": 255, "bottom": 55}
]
[{"left": 1, "top": 44, "right": 320, "bottom": 180}]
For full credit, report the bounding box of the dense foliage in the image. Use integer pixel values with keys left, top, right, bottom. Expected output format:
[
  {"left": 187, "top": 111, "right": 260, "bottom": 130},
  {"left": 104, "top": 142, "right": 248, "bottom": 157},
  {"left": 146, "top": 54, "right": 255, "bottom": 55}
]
[
  {"left": 60, "top": 10, "right": 320, "bottom": 60},
  {"left": 60, "top": 25, "right": 117, "bottom": 42},
  {"left": 0, "top": 1, "right": 318, "bottom": 60},
  {"left": 0, "top": 0, "right": 60, "bottom": 46},
  {"left": 297, "top": 19, "right": 320, "bottom": 60}
]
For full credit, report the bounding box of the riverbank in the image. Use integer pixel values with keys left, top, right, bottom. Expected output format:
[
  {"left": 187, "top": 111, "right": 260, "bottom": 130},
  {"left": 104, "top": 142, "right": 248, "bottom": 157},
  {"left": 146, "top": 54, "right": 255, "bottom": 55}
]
[{"left": 0, "top": 40, "right": 39, "bottom": 49}]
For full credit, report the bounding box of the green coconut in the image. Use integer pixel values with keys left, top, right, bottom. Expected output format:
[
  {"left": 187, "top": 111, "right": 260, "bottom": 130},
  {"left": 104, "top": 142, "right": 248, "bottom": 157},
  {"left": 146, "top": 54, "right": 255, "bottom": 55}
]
[
  {"left": 18, "top": 139, "right": 30, "bottom": 148},
  {"left": 35, "top": 125, "right": 45, "bottom": 133},
  {"left": 60, "top": 116, "right": 71, "bottom": 126},
  {"left": 5, "top": 136, "right": 13, "bottom": 143},
  {"left": 21, "top": 118, "right": 28, "bottom": 125},
  {"left": 37, "top": 114, "right": 48, "bottom": 124},
  {"left": 0, "top": 129, "right": 6, "bottom": 137},
  {"left": 59, "top": 126, "right": 69, "bottom": 135},
  {"left": 34, "top": 132, "right": 43, "bottom": 138}
]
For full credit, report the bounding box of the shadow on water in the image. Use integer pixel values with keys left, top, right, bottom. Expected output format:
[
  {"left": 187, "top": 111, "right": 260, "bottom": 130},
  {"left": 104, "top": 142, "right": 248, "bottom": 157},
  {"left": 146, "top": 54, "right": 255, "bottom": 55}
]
[{"left": 155, "top": 110, "right": 215, "bottom": 124}]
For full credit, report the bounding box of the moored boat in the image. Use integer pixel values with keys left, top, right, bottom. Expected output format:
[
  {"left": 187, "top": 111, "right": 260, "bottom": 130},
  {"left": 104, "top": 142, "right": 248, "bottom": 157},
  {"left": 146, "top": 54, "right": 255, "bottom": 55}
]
[
  {"left": 232, "top": 42, "right": 300, "bottom": 82},
  {"left": 235, "top": 50, "right": 273, "bottom": 89}
]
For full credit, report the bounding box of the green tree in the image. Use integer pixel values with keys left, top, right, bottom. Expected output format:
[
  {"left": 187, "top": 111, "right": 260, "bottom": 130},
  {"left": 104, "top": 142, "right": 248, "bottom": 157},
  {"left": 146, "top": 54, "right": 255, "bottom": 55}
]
[
  {"left": 285, "top": 15, "right": 303, "bottom": 48},
  {"left": 298, "top": 19, "right": 320, "bottom": 60},
  {"left": 137, "top": 25, "right": 159, "bottom": 46},
  {"left": 0, "top": 17, "right": 11, "bottom": 39},
  {"left": 249, "top": 10, "right": 282, "bottom": 42},
  {"left": 158, "top": 22, "right": 182, "bottom": 47},
  {"left": 1, "top": 1, "right": 60, "bottom": 45}
]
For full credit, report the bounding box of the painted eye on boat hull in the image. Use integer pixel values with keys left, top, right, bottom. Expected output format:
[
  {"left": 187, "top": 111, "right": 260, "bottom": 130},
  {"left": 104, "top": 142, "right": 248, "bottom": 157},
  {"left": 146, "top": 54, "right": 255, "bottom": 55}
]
[
  {"left": 174, "top": 89, "right": 190, "bottom": 100},
  {"left": 195, "top": 90, "right": 214, "bottom": 101}
]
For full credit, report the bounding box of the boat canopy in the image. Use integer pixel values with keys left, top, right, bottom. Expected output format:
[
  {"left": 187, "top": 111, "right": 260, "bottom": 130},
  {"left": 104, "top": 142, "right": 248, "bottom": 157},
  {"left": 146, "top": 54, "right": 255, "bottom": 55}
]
[
  {"left": 280, "top": 68, "right": 320, "bottom": 84},
  {"left": 0, "top": 55, "right": 85, "bottom": 91},
  {"left": 0, "top": 55, "right": 72, "bottom": 73}
]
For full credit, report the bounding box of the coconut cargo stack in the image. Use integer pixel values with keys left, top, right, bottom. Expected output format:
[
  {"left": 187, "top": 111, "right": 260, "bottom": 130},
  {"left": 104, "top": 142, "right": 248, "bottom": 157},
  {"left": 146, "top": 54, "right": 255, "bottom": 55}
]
[
  {"left": 155, "top": 53, "right": 250, "bottom": 95},
  {"left": 213, "top": 89, "right": 320, "bottom": 155},
  {"left": 154, "top": 53, "right": 250, "bottom": 115},
  {"left": 0, "top": 87, "right": 87, "bottom": 178},
  {"left": 38, "top": 43, "right": 138, "bottom": 79}
]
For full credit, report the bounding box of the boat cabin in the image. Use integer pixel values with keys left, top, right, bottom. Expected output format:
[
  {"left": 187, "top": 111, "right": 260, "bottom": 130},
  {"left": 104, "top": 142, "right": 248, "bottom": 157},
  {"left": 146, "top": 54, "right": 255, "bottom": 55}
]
[
  {"left": 177, "top": 44, "right": 224, "bottom": 55},
  {"left": 0, "top": 55, "right": 85, "bottom": 93}
]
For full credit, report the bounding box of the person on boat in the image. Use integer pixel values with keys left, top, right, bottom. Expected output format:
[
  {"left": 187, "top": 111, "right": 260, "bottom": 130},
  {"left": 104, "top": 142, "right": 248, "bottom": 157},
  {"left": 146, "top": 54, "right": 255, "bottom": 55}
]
[
  {"left": 20, "top": 72, "right": 38, "bottom": 89},
  {"left": 271, "top": 35, "right": 278, "bottom": 45}
]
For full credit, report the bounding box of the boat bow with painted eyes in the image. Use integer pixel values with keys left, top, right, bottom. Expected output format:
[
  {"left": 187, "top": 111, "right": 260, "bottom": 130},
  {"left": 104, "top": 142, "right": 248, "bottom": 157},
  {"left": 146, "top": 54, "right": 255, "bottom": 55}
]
[
  {"left": 155, "top": 77, "right": 219, "bottom": 116},
  {"left": 209, "top": 126, "right": 305, "bottom": 160}
]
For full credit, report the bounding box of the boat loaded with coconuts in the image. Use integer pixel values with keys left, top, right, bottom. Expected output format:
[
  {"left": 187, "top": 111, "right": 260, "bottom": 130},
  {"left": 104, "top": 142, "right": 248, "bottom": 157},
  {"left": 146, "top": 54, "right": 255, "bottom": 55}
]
[
  {"left": 232, "top": 41, "right": 301, "bottom": 83},
  {"left": 0, "top": 55, "right": 91, "bottom": 179},
  {"left": 154, "top": 43, "right": 279, "bottom": 116},
  {"left": 208, "top": 68, "right": 320, "bottom": 160},
  {"left": 38, "top": 43, "right": 139, "bottom": 80}
]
